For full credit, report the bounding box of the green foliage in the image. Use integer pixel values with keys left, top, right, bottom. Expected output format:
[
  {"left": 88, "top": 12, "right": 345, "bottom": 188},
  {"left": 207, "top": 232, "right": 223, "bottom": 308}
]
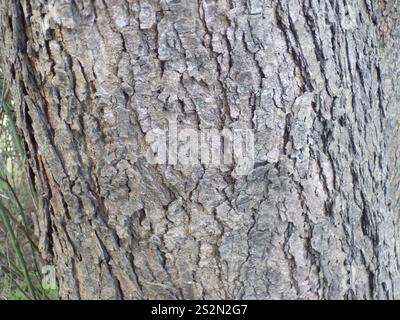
[{"left": 0, "top": 73, "right": 58, "bottom": 300}]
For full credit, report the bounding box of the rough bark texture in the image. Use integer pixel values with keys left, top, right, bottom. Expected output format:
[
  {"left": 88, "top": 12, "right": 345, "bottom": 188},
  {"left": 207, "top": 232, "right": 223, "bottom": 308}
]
[{"left": 1, "top": 0, "right": 400, "bottom": 299}]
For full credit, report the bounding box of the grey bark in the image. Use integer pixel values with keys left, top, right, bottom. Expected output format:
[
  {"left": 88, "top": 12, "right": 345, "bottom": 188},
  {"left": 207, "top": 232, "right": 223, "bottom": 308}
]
[{"left": 1, "top": 0, "right": 400, "bottom": 299}]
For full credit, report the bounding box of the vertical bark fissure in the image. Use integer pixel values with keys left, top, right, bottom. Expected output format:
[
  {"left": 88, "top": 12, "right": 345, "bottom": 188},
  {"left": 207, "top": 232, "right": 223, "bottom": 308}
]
[{"left": 0, "top": 0, "right": 399, "bottom": 299}]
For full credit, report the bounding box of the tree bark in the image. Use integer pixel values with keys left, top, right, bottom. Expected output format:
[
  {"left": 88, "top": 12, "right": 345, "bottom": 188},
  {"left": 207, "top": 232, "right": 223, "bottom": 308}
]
[{"left": 1, "top": 0, "right": 400, "bottom": 299}]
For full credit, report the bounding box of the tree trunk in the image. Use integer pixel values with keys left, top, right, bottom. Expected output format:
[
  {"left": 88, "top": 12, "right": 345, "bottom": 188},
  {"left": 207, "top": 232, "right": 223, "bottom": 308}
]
[{"left": 1, "top": 0, "right": 400, "bottom": 299}]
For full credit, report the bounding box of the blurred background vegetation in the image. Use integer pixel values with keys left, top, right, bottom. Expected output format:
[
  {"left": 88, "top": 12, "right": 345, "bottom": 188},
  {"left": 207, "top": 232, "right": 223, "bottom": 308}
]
[{"left": 0, "top": 70, "right": 57, "bottom": 300}]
